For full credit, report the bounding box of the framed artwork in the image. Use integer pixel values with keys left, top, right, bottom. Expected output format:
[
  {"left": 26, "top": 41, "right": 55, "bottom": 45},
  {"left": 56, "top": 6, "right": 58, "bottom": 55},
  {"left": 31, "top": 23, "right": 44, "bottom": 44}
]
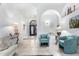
[{"left": 69, "top": 15, "right": 79, "bottom": 28}]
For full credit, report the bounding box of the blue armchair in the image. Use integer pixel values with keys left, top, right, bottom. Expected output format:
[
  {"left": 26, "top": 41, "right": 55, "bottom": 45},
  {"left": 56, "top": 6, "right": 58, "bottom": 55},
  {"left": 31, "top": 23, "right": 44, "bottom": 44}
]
[
  {"left": 39, "top": 34, "right": 50, "bottom": 46},
  {"left": 59, "top": 36, "right": 78, "bottom": 54}
]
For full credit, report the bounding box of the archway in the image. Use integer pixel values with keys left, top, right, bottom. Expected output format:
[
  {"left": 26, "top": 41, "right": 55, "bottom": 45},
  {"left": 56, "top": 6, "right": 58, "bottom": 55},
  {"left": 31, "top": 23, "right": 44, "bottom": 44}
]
[
  {"left": 38, "top": 9, "right": 61, "bottom": 35},
  {"left": 29, "top": 20, "right": 37, "bottom": 36},
  {"left": 42, "top": 9, "right": 60, "bottom": 33}
]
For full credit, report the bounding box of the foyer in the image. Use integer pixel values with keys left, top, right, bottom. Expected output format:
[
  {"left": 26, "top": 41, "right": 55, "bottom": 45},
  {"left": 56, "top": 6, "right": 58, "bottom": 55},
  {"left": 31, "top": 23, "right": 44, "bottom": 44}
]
[{"left": 0, "top": 3, "right": 79, "bottom": 56}]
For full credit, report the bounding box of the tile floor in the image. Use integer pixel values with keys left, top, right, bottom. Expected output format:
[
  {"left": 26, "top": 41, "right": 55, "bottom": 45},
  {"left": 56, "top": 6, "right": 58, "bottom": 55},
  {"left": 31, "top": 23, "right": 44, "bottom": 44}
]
[{"left": 15, "top": 36, "right": 79, "bottom": 56}]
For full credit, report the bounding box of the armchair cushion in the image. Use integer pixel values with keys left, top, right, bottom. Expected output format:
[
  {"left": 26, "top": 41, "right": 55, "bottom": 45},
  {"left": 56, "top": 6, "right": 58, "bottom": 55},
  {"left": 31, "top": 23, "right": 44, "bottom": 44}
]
[
  {"left": 66, "top": 36, "right": 78, "bottom": 40},
  {"left": 40, "top": 34, "right": 47, "bottom": 38}
]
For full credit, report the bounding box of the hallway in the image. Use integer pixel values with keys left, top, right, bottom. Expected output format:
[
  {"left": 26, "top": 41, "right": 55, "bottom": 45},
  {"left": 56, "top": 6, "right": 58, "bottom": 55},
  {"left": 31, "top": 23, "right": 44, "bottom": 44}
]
[
  {"left": 15, "top": 36, "right": 79, "bottom": 56},
  {"left": 15, "top": 36, "right": 61, "bottom": 56}
]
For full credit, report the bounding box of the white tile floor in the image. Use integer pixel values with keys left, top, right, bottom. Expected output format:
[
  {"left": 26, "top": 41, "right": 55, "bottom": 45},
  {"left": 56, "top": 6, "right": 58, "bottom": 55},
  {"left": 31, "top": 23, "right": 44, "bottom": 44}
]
[{"left": 15, "top": 36, "right": 79, "bottom": 56}]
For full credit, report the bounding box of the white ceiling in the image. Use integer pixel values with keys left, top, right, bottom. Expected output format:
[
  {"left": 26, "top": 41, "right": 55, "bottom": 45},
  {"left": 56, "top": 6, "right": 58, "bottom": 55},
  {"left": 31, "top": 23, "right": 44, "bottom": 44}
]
[
  {"left": 0, "top": 3, "right": 66, "bottom": 28},
  {"left": 32, "top": 3, "right": 66, "bottom": 14},
  {"left": 0, "top": 3, "right": 66, "bottom": 18}
]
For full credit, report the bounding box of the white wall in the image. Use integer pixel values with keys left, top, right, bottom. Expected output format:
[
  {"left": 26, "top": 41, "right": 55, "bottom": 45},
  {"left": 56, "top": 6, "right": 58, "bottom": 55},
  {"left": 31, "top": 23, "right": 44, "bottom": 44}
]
[
  {"left": 60, "top": 4, "right": 79, "bottom": 36},
  {"left": 37, "top": 10, "right": 60, "bottom": 39},
  {"left": 0, "top": 4, "right": 25, "bottom": 42}
]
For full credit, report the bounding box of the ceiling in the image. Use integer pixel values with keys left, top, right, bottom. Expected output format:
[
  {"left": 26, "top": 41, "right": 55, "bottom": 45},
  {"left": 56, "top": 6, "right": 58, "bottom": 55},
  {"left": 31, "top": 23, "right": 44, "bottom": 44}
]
[
  {"left": 32, "top": 3, "right": 66, "bottom": 14},
  {"left": 0, "top": 3, "right": 66, "bottom": 18},
  {"left": 0, "top": 3, "right": 66, "bottom": 26}
]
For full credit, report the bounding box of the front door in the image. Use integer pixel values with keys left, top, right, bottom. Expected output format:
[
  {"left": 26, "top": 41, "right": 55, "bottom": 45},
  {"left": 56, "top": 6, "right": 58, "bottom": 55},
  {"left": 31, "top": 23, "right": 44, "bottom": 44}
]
[
  {"left": 29, "top": 20, "right": 37, "bottom": 36},
  {"left": 30, "top": 25, "right": 37, "bottom": 36}
]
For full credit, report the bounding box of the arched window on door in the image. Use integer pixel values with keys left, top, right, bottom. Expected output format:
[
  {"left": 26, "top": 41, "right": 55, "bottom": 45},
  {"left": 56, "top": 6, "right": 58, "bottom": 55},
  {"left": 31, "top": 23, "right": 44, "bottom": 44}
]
[{"left": 29, "top": 20, "right": 37, "bottom": 36}]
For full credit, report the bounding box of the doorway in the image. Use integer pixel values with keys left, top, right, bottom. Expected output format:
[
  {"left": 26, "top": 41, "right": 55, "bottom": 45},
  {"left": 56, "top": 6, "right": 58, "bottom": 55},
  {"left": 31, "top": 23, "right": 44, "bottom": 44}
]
[{"left": 29, "top": 20, "right": 37, "bottom": 36}]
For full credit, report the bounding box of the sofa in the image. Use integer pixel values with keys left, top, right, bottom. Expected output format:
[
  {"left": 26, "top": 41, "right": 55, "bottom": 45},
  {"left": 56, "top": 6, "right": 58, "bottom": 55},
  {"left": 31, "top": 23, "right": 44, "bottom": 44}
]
[
  {"left": 0, "top": 35, "right": 18, "bottom": 56},
  {"left": 39, "top": 34, "right": 50, "bottom": 46},
  {"left": 59, "top": 36, "right": 78, "bottom": 54},
  {"left": 0, "top": 44, "right": 17, "bottom": 56}
]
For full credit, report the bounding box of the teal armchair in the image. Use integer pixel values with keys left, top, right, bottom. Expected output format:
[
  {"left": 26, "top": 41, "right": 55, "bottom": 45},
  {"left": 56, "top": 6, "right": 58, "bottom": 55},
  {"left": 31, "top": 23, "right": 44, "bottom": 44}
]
[
  {"left": 39, "top": 34, "right": 50, "bottom": 46},
  {"left": 59, "top": 36, "right": 78, "bottom": 54}
]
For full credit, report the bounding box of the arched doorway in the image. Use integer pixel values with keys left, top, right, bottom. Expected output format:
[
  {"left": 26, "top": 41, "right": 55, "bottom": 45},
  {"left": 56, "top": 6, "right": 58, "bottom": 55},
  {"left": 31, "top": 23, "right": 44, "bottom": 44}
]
[
  {"left": 37, "top": 9, "right": 61, "bottom": 46},
  {"left": 39, "top": 9, "right": 61, "bottom": 34},
  {"left": 29, "top": 20, "right": 37, "bottom": 36}
]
